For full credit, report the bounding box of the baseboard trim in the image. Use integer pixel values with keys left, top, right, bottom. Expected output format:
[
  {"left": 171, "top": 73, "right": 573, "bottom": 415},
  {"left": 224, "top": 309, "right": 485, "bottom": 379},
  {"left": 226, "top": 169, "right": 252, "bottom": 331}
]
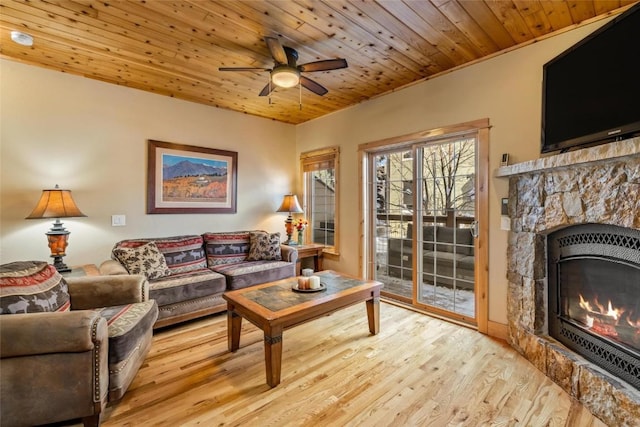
[{"left": 488, "top": 321, "right": 508, "bottom": 341}]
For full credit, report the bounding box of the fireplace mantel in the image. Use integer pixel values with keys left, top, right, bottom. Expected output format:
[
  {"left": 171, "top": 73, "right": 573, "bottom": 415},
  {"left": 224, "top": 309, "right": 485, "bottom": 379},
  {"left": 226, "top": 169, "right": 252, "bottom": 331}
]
[
  {"left": 500, "top": 136, "right": 640, "bottom": 426},
  {"left": 496, "top": 136, "right": 640, "bottom": 178}
]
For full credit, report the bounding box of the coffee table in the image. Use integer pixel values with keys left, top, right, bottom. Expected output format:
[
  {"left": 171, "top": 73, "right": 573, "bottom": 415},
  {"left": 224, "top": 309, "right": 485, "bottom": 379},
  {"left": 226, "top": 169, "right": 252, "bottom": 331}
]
[{"left": 222, "top": 270, "right": 383, "bottom": 387}]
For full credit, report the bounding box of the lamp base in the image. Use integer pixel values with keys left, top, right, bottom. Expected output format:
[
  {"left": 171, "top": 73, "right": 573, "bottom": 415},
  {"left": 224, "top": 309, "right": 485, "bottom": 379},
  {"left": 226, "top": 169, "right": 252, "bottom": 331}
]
[
  {"left": 51, "top": 255, "right": 71, "bottom": 273},
  {"left": 46, "top": 225, "right": 71, "bottom": 273}
]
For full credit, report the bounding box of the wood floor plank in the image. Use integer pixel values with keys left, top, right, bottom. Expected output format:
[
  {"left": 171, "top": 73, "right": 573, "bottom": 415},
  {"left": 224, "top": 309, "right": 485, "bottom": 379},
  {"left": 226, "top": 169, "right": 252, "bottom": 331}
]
[{"left": 54, "top": 302, "right": 608, "bottom": 426}]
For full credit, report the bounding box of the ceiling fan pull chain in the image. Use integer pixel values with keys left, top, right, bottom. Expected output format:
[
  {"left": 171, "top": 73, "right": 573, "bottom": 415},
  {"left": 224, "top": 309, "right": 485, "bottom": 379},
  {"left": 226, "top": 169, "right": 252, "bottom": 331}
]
[
  {"left": 299, "top": 81, "right": 302, "bottom": 110},
  {"left": 269, "top": 78, "right": 272, "bottom": 105}
]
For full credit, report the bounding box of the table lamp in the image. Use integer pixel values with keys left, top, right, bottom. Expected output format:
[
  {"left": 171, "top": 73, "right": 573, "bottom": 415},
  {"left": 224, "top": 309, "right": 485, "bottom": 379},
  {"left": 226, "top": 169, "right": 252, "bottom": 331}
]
[
  {"left": 26, "top": 185, "right": 87, "bottom": 272},
  {"left": 276, "top": 194, "right": 303, "bottom": 245}
]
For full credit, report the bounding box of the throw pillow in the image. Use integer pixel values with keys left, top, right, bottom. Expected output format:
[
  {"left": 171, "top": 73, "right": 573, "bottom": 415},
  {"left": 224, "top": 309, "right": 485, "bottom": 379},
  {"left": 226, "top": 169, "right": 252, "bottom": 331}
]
[
  {"left": 114, "top": 235, "right": 207, "bottom": 275},
  {"left": 113, "top": 242, "right": 172, "bottom": 280},
  {"left": 247, "top": 231, "right": 282, "bottom": 261},
  {"left": 0, "top": 260, "right": 71, "bottom": 314},
  {"left": 203, "top": 231, "right": 251, "bottom": 267}
]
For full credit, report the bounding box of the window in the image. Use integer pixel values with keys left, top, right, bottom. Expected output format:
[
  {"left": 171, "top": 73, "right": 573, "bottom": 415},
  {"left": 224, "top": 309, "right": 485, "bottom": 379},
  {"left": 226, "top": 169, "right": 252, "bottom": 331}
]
[{"left": 301, "top": 147, "right": 339, "bottom": 254}]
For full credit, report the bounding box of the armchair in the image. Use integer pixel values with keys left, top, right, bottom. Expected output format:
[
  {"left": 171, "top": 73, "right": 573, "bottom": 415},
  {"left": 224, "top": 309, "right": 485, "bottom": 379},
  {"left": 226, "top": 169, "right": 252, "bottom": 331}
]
[{"left": 0, "top": 261, "right": 158, "bottom": 427}]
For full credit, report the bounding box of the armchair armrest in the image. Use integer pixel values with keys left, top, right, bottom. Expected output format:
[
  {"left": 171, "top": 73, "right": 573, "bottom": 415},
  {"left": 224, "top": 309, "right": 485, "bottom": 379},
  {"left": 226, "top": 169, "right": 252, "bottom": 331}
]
[
  {"left": 66, "top": 275, "right": 150, "bottom": 310},
  {"left": 99, "top": 259, "right": 128, "bottom": 275},
  {"left": 280, "top": 244, "right": 298, "bottom": 264},
  {"left": 0, "top": 311, "right": 107, "bottom": 358}
]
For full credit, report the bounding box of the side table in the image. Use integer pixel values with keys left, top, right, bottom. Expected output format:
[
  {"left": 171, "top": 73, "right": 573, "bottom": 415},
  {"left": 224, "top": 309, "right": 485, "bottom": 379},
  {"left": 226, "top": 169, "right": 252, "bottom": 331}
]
[
  {"left": 293, "top": 243, "right": 325, "bottom": 275},
  {"left": 61, "top": 264, "right": 100, "bottom": 278}
]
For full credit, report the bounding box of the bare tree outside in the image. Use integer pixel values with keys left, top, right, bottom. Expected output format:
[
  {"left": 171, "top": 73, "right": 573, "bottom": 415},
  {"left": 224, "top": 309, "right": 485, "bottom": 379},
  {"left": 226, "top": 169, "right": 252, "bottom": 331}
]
[
  {"left": 421, "top": 138, "right": 475, "bottom": 222},
  {"left": 376, "top": 138, "right": 475, "bottom": 225}
]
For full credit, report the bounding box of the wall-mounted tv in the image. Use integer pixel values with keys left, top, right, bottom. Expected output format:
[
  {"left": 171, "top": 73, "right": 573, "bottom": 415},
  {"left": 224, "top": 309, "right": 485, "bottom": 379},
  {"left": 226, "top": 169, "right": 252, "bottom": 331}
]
[{"left": 541, "top": 3, "right": 640, "bottom": 153}]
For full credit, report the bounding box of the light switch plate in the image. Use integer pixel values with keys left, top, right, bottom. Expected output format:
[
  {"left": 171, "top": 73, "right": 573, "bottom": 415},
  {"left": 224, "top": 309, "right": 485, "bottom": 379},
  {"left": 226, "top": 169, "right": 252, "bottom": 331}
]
[
  {"left": 111, "top": 214, "right": 126, "bottom": 226},
  {"left": 500, "top": 216, "right": 511, "bottom": 231}
]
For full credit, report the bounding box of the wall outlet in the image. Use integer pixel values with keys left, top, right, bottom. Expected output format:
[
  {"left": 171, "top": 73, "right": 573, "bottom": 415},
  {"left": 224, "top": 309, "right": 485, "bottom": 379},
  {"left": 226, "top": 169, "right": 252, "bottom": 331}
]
[{"left": 111, "top": 214, "right": 126, "bottom": 226}]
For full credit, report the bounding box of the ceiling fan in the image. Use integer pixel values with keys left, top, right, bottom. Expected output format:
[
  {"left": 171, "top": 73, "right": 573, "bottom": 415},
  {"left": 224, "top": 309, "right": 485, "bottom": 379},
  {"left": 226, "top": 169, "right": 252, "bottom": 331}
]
[{"left": 219, "top": 37, "right": 348, "bottom": 97}]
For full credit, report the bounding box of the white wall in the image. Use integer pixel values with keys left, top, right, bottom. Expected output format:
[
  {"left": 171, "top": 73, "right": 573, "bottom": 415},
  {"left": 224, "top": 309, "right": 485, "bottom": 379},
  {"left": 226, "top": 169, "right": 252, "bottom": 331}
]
[
  {"left": 1, "top": 60, "right": 296, "bottom": 265},
  {"left": 296, "top": 20, "right": 609, "bottom": 325}
]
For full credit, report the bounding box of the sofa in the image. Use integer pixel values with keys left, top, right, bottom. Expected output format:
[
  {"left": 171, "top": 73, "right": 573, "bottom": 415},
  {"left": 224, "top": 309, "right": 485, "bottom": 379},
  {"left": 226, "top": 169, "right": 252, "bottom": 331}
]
[
  {"left": 100, "top": 231, "right": 297, "bottom": 328},
  {"left": 386, "top": 224, "right": 475, "bottom": 290},
  {"left": 0, "top": 261, "right": 157, "bottom": 427}
]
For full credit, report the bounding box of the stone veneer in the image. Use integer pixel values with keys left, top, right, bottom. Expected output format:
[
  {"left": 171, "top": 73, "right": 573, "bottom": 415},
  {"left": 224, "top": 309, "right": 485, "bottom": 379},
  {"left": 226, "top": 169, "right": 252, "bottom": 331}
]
[{"left": 496, "top": 137, "right": 640, "bottom": 426}]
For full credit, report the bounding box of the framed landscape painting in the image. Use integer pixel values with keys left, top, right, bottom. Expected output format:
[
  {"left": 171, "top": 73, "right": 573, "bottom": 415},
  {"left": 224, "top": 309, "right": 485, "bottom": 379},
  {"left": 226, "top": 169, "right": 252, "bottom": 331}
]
[{"left": 147, "top": 140, "right": 237, "bottom": 214}]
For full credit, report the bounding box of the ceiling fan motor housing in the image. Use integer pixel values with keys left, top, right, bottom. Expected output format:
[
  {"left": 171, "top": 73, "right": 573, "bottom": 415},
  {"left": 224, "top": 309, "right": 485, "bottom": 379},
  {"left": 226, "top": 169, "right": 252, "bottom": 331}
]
[{"left": 283, "top": 46, "right": 299, "bottom": 67}]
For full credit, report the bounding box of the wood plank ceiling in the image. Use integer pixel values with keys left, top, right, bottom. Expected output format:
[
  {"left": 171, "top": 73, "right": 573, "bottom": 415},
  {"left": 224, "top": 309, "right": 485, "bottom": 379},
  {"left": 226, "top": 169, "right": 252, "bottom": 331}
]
[{"left": 1, "top": 1, "right": 636, "bottom": 124}]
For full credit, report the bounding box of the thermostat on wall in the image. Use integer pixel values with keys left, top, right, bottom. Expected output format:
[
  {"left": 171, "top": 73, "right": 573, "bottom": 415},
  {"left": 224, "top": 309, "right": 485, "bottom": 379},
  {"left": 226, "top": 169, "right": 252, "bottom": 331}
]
[{"left": 501, "top": 198, "right": 509, "bottom": 216}]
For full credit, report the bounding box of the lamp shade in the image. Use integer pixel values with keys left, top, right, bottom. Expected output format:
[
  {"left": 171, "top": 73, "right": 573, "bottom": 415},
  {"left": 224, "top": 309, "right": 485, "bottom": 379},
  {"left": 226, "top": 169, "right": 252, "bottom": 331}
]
[
  {"left": 276, "top": 194, "right": 303, "bottom": 213},
  {"left": 26, "top": 185, "right": 87, "bottom": 219}
]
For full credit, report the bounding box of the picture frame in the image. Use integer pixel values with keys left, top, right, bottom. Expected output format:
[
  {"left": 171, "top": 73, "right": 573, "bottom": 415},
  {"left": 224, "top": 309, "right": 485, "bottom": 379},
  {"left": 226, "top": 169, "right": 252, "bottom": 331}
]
[{"left": 147, "top": 139, "right": 237, "bottom": 214}]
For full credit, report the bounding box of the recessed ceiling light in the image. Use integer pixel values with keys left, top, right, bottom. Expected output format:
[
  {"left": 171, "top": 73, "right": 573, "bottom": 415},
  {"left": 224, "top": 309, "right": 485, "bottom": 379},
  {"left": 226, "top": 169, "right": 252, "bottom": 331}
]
[{"left": 10, "top": 31, "right": 34, "bottom": 47}]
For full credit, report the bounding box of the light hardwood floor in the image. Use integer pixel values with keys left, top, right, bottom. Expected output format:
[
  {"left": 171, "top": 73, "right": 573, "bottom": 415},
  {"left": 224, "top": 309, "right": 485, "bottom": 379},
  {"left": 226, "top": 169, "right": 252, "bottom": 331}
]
[{"left": 84, "top": 302, "right": 605, "bottom": 426}]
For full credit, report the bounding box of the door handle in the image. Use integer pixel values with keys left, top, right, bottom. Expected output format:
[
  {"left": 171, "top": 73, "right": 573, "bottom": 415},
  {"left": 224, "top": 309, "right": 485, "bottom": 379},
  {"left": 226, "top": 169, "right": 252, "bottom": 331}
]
[{"left": 470, "top": 221, "right": 479, "bottom": 239}]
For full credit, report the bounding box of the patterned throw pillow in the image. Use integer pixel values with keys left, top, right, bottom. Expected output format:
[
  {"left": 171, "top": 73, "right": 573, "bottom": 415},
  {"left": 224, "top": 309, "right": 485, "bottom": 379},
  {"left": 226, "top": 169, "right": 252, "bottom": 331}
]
[
  {"left": 114, "top": 235, "right": 206, "bottom": 275},
  {"left": 113, "top": 242, "right": 172, "bottom": 280},
  {"left": 203, "top": 231, "right": 251, "bottom": 267},
  {"left": 0, "top": 261, "right": 71, "bottom": 314},
  {"left": 247, "top": 231, "right": 282, "bottom": 261}
]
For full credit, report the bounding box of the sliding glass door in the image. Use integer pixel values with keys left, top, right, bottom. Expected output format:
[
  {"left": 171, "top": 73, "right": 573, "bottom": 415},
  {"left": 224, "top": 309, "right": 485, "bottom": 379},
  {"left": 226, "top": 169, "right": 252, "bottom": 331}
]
[
  {"left": 415, "top": 138, "right": 476, "bottom": 318},
  {"left": 368, "top": 131, "right": 483, "bottom": 324}
]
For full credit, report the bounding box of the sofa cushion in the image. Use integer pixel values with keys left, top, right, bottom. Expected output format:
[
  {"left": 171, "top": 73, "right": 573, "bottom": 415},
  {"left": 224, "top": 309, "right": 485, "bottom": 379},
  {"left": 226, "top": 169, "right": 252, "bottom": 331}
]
[
  {"left": 99, "top": 300, "right": 158, "bottom": 365},
  {"left": 114, "top": 235, "right": 207, "bottom": 274},
  {"left": 112, "top": 242, "right": 172, "bottom": 280},
  {"left": 148, "top": 269, "right": 226, "bottom": 306},
  {"left": 247, "top": 231, "right": 282, "bottom": 261},
  {"left": 203, "top": 231, "right": 250, "bottom": 267},
  {"left": 406, "top": 224, "right": 436, "bottom": 251},
  {"left": 436, "top": 227, "right": 474, "bottom": 255},
  {"left": 424, "top": 251, "right": 475, "bottom": 270},
  {"left": 212, "top": 260, "right": 293, "bottom": 290},
  {"left": 0, "top": 261, "right": 70, "bottom": 314}
]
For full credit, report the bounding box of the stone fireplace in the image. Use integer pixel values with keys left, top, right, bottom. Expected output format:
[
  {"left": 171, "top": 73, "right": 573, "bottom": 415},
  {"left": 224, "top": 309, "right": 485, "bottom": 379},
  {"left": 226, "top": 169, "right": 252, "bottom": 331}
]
[{"left": 496, "top": 137, "right": 640, "bottom": 426}]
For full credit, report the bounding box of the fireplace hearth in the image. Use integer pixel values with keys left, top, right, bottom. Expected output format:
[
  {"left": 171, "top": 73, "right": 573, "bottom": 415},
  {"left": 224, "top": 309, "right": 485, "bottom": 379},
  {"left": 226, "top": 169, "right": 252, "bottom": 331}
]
[
  {"left": 548, "top": 224, "right": 640, "bottom": 389},
  {"left": 497, "top": 137, "right": 640, "bottom": 426}
]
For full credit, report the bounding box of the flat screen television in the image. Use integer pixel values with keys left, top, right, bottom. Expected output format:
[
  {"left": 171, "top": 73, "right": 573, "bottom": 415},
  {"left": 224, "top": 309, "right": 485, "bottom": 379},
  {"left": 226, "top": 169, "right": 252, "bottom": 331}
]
[{"left": 541, "top": 3, "right": 640, "bottom": 153}]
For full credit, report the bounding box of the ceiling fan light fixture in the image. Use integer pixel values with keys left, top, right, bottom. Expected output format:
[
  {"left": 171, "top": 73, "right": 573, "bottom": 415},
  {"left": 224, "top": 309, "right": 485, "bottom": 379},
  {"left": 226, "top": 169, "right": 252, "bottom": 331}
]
[{"left": 271, "top": 66, "right": 300, "bottom": 88}]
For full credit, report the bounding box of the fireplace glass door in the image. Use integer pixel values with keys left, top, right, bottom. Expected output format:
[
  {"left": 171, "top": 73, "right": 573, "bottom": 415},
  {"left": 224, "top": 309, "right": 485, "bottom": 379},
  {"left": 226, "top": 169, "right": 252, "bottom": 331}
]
[
  {"left": 548, "top": 224, "right": 640, "bottom": 389},
  {"left": 557, "top": 258, "right": 640, "bottom": 353}
]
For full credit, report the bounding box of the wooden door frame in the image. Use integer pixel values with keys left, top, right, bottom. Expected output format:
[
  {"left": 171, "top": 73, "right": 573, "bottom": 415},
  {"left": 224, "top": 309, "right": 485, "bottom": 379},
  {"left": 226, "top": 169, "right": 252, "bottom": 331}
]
[{"left": 358, "top": 118, "right": 489, "bottom": 334}]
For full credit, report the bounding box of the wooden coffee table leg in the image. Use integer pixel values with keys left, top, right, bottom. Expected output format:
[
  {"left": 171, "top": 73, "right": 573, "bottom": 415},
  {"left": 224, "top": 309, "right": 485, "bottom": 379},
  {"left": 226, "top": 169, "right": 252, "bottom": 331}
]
[
  {"left": 366, "top": 296, "right": 380, "bottom": 335},
  {"left": 228, "top": 308, "right": 242, "bottom": 352},
  {"left": 264, "top": 325, "right": 283, "bottom": 387}
]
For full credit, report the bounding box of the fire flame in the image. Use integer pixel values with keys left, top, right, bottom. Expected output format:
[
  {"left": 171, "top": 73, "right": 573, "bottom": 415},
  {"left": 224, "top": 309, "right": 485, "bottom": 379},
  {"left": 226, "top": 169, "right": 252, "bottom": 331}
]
[
  {"left": 578, "top": 294, "right": 592, "bottom": 312},
  {"left": 578, "top": 294, "right": 623, "bottom": 321},
  {"left": 576, "top": 294, "right": 639, "bottom": 349}
]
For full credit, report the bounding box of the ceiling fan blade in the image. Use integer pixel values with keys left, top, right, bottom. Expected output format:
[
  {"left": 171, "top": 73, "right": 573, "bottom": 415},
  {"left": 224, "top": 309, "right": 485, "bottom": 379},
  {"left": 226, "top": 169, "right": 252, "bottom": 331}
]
[
  {"left": 298, "top": 58, "right": 348, "bottom": 72},
  {"left": 259, "top": 83, "right": 275, "bottom": 97},
  {"left": 265, "top": 37, "right": 288, "bottom": 64},
  {"left": 219, "top": 67, "right": 269, "bottom": 72},
  {"left": 300, "top": 76, "right": 328, "bottom": 96}
]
